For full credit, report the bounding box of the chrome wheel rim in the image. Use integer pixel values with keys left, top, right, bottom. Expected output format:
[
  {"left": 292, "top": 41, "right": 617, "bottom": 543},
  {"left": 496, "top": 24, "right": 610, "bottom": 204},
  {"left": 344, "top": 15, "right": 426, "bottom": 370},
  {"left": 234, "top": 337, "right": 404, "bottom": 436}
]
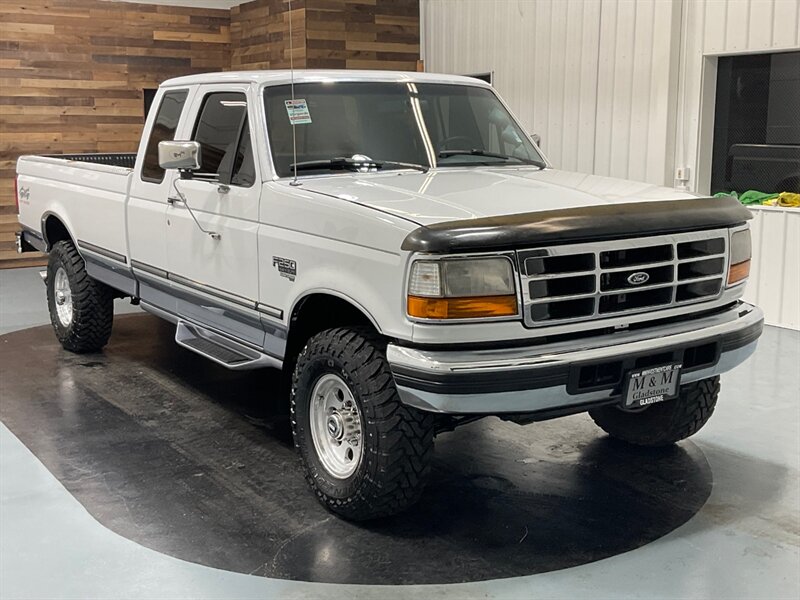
[
  {"left": 309, "top": 373, "right": 364, "bottom": 479},
  {"left": 53, "top": 267, "right": 73, "bottom": 327}
]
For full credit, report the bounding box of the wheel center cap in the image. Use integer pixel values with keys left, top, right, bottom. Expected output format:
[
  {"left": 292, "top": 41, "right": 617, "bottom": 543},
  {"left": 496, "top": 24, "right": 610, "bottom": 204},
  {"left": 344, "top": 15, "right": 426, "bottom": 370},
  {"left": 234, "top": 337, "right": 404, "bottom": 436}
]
[
  {"left": 327, "top": 414, "right": 344, "bottom": 440},
  {"left": 55, "top": 291, "right": 66, "bottom": 305}
]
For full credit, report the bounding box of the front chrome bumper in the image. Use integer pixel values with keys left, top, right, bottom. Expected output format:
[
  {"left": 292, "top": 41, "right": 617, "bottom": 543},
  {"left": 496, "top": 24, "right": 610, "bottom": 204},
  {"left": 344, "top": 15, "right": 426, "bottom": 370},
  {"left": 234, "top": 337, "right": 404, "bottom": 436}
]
[{"left": 387, "top": 302, "right": 764, "bottom": 414}]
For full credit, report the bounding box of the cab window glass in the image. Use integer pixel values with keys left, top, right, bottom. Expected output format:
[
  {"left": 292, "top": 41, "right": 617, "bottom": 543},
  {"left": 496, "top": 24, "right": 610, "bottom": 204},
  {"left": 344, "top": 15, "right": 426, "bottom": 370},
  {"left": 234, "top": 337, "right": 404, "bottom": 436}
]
[
  {"left": 141, "top": 89, "right": 188, "bottom": 183},
  {"left": 192, "top": 92, "right": 250, "bottom": 185},
  {"left": 231, "top": 118, "right": 255, "bottom": 187},
  {"left": 263, "top": 82, "right": 542, "bottom": 176},
  {"left": 417, "top": 84, "right": 535, "bottom": 162},
  {"left": 264, "top": 82, "right": 424, "bottom": 177}
]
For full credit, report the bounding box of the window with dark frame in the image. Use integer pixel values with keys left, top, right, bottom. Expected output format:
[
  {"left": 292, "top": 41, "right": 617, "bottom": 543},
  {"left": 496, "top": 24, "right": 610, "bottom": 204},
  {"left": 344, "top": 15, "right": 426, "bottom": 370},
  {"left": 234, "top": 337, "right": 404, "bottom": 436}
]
[
  {"left": 191, "top": 92, "right": 254, "bottom": 187},
  {"left": 711, "top": 51, "right": 800, "bottom": 195},
  {"left": 140, "top": 89, "right": 188, "bottom": 184}
]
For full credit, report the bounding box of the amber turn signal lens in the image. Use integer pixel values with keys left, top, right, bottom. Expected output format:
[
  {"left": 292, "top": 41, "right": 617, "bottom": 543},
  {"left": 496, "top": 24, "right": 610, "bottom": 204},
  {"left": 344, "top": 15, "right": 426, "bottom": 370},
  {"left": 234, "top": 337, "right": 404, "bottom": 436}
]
[
  {"left": 407, "top": 295, "right": 518, "bottom": 319},
  {"left": 727, "top": 260, "right": 751, "bottom": 285}
]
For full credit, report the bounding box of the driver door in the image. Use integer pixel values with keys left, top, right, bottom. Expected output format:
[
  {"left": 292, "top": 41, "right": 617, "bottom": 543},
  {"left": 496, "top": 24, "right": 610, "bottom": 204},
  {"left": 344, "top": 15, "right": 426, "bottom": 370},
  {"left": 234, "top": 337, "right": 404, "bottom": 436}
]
[{"left": 165, "top": 84, "right": 263, "bottom": 347}]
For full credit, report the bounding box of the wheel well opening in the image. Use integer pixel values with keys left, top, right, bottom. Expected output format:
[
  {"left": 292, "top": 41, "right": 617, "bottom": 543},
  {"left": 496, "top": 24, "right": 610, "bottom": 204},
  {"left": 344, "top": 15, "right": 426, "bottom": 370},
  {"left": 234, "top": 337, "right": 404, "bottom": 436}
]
[
  {"left": 43, "top": 216, "right": 72, "bottom": 249},
  {"left": 284, "top": 294, "right": 377, "bottom": 375}
]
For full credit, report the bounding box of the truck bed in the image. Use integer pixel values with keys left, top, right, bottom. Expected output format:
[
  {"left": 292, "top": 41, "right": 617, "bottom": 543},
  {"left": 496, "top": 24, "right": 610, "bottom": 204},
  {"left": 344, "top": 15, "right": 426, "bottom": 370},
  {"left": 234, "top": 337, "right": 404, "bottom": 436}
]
[
  {"left": 42, "top": 153, "right": 137, "bottom": 169},
  {"left": 16, "top": 153, "right": 135, "bottom": 262}
]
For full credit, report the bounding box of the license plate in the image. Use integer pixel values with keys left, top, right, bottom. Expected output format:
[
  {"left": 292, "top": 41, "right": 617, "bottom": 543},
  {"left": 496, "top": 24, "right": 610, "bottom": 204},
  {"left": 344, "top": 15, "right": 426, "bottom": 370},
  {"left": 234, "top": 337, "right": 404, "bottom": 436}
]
[{"left": 622, "top": 363, "right": 682, "bottom": 408}]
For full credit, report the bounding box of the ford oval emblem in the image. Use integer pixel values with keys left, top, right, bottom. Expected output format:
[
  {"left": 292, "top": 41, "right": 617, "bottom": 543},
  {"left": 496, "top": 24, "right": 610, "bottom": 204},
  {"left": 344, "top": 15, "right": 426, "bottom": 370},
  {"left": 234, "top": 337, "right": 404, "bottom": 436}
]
[{"left": 627, "top": 271, "right": 650, "bottom": 285}]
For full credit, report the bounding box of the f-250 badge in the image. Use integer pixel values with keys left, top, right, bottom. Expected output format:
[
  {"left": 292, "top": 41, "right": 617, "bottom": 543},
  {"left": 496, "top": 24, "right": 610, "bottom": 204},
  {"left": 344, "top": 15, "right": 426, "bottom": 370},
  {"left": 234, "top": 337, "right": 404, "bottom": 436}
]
[{"left": 272, "top": 256, "right": 297, "bottom": 281}]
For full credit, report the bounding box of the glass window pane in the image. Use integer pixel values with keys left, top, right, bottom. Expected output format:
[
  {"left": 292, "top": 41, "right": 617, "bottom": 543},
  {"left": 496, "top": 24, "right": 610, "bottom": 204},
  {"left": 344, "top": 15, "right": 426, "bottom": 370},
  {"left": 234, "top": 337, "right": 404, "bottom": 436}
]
[
  {"left": 231, "top": 118, "right": 256, "bottom": 187},
  {"left": 416, "top": 84, "right": 536, "bottom": 164},
  {"left": 192, "top": 92, "right": 248, "bottom": 180},
  {"left": 264, "top": 82, "right": 427, "bottom": 177},
  {"left": 711, "top": 51, "right": 800, "bottom": 195},
  {"left": 263, "top": 81, "right": 543, "bottom": 177},
  {"left": 141, "top": 89, "right": 188, "bottom": 183}
]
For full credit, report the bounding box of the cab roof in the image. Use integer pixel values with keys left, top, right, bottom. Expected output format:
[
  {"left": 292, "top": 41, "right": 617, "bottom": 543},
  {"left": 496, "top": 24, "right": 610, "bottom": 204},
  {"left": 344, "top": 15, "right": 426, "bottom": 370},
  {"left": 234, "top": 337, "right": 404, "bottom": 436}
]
[{"left": 160, "top": 69, "right": 492, "bottom": 89}]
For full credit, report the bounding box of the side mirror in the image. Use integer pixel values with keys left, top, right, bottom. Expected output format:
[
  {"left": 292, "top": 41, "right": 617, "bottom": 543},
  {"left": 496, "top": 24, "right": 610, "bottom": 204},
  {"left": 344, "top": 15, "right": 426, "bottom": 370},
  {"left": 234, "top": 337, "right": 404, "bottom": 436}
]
[
  {"left": 530, "top": 133, "right": 542, "bottom": 146},
  {"left": 158, "top": 140, "right": 201, "bottom": 171}
]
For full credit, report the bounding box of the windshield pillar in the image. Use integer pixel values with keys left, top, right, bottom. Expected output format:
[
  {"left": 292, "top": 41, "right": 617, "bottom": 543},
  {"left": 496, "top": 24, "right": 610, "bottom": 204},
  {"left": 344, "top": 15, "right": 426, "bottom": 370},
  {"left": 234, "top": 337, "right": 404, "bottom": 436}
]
[{"left": 407, "top": 82, "right": 437, "bottom": 169}]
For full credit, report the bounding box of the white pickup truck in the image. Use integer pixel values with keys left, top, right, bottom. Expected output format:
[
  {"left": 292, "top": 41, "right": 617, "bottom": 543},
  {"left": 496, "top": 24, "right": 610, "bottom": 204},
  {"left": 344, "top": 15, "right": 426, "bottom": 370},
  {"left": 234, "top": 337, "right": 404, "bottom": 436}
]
[{"left": 16, "top": 70, "right": 763, "bottom": 520}]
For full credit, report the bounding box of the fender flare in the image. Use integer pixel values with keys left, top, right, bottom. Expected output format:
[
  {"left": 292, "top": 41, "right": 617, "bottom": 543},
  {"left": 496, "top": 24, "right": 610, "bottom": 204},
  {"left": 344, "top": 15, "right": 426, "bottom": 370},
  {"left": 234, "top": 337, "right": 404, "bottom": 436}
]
[
  {"left": 40, "top": 210, "right": 77, "bottom": 252},
  {"left": 288, "top": 287, "right": 383, "bottom": 334}
]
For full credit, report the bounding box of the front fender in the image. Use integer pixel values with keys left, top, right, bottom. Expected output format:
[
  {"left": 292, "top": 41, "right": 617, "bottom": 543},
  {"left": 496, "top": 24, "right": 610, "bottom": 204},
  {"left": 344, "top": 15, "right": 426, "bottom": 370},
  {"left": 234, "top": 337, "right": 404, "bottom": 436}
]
[{"left": 281, "top": 249, "right": 412, "bottom": 341}]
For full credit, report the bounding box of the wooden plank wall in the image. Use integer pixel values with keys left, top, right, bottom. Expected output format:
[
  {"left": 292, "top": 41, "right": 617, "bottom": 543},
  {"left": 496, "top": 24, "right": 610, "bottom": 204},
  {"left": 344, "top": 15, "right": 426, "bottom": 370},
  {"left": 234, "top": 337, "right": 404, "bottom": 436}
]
[
  {"left": 0, "top": 0, "right": 419, "bottom": 269},
  {"left": 231, "top": 0, "right": 307, "bottom": 70},
  {"left": 305, "top": 0, "right": 419, "bottom": 70},
  {"left": 231, "top": 0, "right": 419, "bottom": 71},
  {"left": 0, "top": 0, "right": 231, "bottom": 268}
]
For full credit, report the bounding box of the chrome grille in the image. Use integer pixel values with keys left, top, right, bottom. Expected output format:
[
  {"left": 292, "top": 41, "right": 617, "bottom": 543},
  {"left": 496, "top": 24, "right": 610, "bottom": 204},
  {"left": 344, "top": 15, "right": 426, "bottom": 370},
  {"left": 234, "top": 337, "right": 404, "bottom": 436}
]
[{"left": 519, "top": 229, "right": 729, "bottom": 327}]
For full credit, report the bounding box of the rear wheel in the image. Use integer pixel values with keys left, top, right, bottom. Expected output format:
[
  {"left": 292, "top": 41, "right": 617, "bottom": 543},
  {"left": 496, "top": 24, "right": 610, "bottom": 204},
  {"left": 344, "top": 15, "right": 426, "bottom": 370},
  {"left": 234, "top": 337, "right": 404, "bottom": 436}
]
[
  {"left": 291, "top": 327, "right": 435, "bottom": 521},
  {"left": 46, "top": 240, "right": 114, "bottom": 353},
  {"left": 589, "top": 377, "right": 720, "bottom": 447}
]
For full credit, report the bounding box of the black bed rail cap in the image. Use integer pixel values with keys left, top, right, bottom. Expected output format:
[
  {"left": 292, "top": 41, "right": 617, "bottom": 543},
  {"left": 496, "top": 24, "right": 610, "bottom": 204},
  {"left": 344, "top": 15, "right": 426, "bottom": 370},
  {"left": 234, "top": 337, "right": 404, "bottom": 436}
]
[{"left": 401, "top": 196, "right": 752, "bottom": 254}]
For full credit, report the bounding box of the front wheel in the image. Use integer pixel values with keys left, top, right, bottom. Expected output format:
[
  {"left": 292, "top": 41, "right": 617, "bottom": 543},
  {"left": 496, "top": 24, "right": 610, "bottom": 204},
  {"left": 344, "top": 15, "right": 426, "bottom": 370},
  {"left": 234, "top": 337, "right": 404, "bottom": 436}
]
[
  {"left": 291, "top": 327, "right": 435, "bottom": 521},
  {"left": 589, "top": 376, "right": 720, "bottom": 447},
  {"left": 46, "top": 240, "right": 114, "bottom": 353}
]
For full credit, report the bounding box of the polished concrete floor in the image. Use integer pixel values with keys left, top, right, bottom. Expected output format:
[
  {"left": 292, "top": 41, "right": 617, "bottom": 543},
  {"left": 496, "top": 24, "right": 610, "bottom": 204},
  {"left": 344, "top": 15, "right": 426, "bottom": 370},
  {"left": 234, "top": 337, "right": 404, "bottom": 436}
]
[
  {"left": 1, "top": 266, "right": 799, "bottom": 599},
  {"left": 1, "top": 315, "right": 717, "bottom": 585}
]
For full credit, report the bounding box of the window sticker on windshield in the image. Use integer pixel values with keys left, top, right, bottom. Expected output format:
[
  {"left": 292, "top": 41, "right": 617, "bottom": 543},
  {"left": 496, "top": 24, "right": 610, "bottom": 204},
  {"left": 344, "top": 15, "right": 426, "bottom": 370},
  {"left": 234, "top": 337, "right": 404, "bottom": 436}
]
[{"left": 285, "top": 99, "right": 312, "bottom": 125}]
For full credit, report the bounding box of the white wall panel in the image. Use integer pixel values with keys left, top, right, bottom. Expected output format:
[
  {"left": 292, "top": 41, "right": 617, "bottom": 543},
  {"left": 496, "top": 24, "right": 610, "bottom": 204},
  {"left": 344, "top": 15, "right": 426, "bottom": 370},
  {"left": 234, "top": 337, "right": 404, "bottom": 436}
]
[
  {"left": 421, "top": 0, "right": 603, "bottom": 174},
  {"left": 421, "top": 0, "right": 680, "bottom": 185},
  {"left": 423, "top": 0, "right": 799, "bottom": 190},
  {"left": 674, "top": 0, "right": 800, "bottom": 193},
  {"left": 744, "top": 207, "right": 800, "bottom": 330},
  {"left": 669, "top": 0, "right": 800, "bottom": 329},
  {"left": 593, "top": 0, "right": 681, "bottom": 184},
  {"left": 594, "top": 0, "right": 681, "bottom": 184},
  {"left": 773, "top": 0, "right": 800, "bottom": 47}
]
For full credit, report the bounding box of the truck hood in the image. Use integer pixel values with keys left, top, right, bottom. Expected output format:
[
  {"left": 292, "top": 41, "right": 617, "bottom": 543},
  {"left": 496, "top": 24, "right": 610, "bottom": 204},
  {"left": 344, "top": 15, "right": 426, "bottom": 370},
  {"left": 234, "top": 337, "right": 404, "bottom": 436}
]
[{"left": 300, "top": 167, "right": 699, "bottom": 226}]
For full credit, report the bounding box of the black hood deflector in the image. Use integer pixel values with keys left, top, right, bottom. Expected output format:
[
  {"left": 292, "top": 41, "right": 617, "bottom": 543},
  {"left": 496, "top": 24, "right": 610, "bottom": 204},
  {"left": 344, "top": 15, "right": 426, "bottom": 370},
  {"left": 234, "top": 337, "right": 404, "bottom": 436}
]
[{"left": 401, "top": 196, "right": 752, "bottom": 253}]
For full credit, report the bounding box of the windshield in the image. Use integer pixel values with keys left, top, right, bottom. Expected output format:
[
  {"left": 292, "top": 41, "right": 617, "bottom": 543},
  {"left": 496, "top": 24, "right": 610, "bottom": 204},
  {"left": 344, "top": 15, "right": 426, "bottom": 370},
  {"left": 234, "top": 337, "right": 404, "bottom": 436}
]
[{"left": 263, "top": 82, "right": 544, "bottom": 177}]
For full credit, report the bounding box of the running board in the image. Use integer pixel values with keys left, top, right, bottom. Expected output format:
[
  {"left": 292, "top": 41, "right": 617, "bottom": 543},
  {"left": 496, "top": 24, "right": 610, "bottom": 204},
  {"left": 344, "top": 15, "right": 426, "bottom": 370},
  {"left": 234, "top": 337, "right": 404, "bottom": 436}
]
[{"left": 175, "top": 321, "right": 281, "bottom": 371}]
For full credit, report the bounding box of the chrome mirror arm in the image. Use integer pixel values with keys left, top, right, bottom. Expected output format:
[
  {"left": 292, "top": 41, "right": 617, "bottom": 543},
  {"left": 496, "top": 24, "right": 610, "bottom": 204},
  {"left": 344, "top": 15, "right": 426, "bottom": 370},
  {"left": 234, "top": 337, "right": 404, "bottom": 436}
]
[{"left": 171, "top": 177, "right": 221, "bottom": 241}]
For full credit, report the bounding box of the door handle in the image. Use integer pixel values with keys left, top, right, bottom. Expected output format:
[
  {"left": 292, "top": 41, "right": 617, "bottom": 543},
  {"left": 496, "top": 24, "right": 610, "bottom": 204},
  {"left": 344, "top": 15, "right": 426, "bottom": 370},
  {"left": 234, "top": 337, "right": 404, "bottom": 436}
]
[{"left": 167, "top": 196, "right": 184, "bottom": 205}]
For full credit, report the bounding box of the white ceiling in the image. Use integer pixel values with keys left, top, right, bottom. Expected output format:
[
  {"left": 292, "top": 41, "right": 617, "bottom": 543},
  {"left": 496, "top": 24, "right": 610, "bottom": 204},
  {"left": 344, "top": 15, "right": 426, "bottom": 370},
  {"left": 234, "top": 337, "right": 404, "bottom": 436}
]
[{"left": 111, "top": 0, "right": 246, "bottom": 9}]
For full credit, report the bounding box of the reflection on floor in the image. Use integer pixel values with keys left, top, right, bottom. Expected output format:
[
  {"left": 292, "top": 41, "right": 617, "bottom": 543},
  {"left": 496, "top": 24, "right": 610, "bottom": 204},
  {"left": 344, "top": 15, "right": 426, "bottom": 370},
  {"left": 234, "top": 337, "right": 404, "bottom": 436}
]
[
  {"left": 1, "top": 266, "right": 798, "bottom": 599},
  {"left": 1, "top": 316, "right": 714, "bottom": 584}
]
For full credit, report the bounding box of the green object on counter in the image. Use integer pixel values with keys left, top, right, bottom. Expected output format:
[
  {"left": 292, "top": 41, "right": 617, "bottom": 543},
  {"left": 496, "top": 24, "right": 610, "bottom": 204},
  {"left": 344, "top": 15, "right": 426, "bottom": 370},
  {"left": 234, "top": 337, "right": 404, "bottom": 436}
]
[
  {"left": 713, "top": 190, "right": 780, "bottom": 205},
  {"left": 738, "top": 190, "right": 780, "bottom": 205}
]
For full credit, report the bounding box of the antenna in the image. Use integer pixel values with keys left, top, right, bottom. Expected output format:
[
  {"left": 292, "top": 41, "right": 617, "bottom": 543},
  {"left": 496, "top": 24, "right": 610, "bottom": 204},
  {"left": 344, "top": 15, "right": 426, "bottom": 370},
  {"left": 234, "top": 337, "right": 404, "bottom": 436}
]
[{"left": 288, "top": 0, "right": 300, "bottom": 186}]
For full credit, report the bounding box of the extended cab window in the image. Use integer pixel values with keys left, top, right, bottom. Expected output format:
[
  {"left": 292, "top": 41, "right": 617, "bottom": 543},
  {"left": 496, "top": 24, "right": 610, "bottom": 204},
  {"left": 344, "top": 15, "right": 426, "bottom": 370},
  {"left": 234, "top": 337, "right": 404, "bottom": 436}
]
[
  {"left": 141, "top": 89, "right": 188, "bottom": 183},
  {"left": 192, "top": 92, "right": 253, "bottom": 187}
]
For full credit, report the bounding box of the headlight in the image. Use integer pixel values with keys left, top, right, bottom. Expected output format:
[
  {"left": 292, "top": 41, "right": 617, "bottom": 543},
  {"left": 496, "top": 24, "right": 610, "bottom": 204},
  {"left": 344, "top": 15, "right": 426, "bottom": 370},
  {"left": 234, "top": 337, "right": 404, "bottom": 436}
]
[
  {"left": 728, "top": 228, "right": 751, "bottom": 286},
  {"left": 407, "top": 257, "right": 518, "bottom": 319}
]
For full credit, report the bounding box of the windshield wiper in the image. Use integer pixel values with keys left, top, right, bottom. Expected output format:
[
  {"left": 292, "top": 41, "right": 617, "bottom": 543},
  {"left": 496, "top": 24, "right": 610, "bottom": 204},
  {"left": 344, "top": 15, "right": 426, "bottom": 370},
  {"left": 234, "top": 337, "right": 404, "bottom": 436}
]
[
  {"left": 438, "top": 149, "right": 546, "bottom": 169},
  {"left": 290, "top": 156, "right": 429, "bottom": 173}
]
